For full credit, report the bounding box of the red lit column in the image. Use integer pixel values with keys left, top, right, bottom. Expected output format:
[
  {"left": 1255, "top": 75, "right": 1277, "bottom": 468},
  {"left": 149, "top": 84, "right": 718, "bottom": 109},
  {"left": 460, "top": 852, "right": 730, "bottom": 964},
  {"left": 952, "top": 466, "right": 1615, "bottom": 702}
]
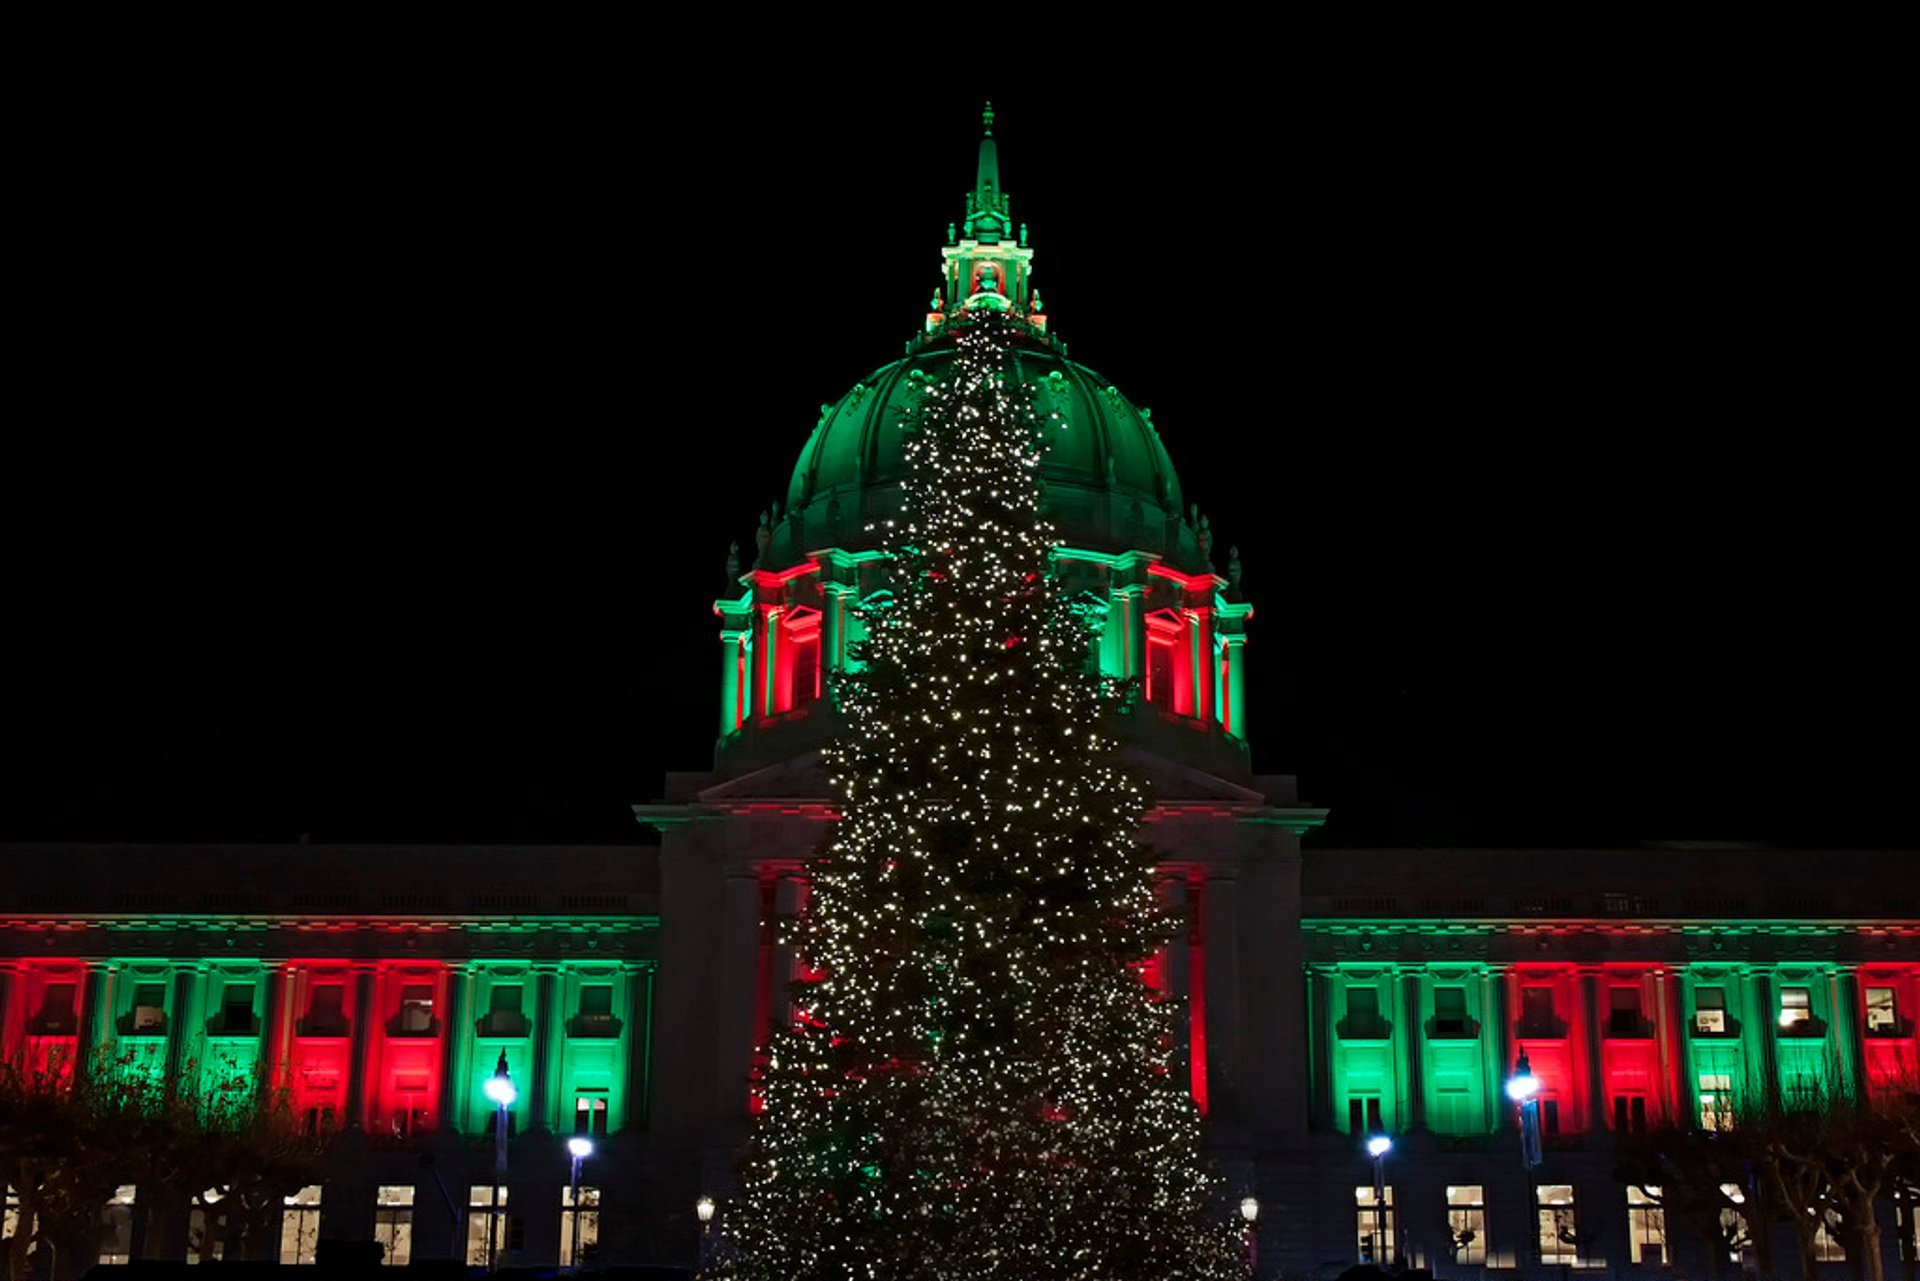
[
  {"left": 1581, "top": 972, "right": 1607, "bottom": 1132},
  {"left": 347, "top": 967, "right": 376, "bottom": 1130},
  {"left": 0, "top": 964, "right": 14, "bottom": 1061},
  {"left": 1652, "top": 968, "right": 1681, "bottom": 1125},
  {"left": 1157, "top": 875, "right": 1192, "bottom": 1096}
]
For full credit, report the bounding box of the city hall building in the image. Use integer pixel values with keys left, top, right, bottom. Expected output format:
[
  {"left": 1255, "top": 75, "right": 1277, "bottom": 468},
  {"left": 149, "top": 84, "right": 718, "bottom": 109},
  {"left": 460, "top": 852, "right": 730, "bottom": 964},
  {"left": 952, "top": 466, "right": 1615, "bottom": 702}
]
[{"left": 3, "top": 117, "right": 1915, "bottom": 1276}]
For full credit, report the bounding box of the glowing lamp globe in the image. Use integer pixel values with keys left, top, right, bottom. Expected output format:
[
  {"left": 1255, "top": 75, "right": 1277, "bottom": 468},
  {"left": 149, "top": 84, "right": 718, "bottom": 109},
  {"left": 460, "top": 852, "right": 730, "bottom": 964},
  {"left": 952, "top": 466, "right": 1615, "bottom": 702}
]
[
  {"left": 1239, "top": 1196, "right": 1260, "bottom": 1224},
  {"left": 484, "top": 1074, "right": 517, "bottom": 1108},
  {"left": 1506, "top": 1071, "right": 1540, "bottom": 1102},
  {"left": 567, "top": 1136, "right": 594, "bottom": 1159},
  {"left": 1366, "top": 1135, "right": 1393, "bottom": 1157},
  {"left": 696, "top": 1195, "right": 716, "bottom": 1225}
]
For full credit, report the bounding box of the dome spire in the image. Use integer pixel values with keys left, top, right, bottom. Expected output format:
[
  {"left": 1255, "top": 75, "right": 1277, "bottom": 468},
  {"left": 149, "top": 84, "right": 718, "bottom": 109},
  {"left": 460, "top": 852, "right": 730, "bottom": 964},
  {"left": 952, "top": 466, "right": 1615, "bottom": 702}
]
[{"left": 964, "top": 100, "right": 1011, "bottom": 244}]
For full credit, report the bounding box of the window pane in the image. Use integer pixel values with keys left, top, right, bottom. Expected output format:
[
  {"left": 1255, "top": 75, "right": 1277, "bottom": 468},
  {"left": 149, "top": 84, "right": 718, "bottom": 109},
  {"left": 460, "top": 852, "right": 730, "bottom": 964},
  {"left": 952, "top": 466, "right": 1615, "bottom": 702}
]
[{"left": 1865, "top": 986, "right": 1897, "bottom": 1032}]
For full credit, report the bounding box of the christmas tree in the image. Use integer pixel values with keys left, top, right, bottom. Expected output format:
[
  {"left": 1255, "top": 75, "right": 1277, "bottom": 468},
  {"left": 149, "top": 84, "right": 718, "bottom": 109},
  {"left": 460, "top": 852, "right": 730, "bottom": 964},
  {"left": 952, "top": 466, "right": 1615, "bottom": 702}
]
[{"left": 719, "top": 313, "right": 1246, "bottom": 1280}]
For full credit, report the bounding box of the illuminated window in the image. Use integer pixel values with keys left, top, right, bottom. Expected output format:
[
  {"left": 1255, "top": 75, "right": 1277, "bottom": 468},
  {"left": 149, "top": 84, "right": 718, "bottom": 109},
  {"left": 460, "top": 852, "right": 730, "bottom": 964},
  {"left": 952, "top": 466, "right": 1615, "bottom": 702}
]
[
  {"left": 1778, "top": 987, "right": 1813, "bottom": 1035},
  {"left": 1355, "top": 1184, "right": 1395, "bottom": 1264},
  {"left": 466, "top": 1186, "right": 510, "bottom": 1268},
  {"left": 188, "top": 1187, "right": 225, "bottom": 1264},
  {"left": 1536, "top": 1184, "right": 1578, "bottom": 1265},
  {"left": 32, "top": 983, "right": 78, "bottom": 1035},
  {"left": 1446, "top": 1185, "right": 1486, "bottom": 1265},
  {"left": 1695, "top": 987, "right": 1728, "bottom": 1034},
  {"left": 391, "top": 984, "right": 433, "bottom": 1036},
  {"left": 575, "top": 1093, "right": 609, "bottom": 1139},
  {"left": 560, "top": 1185, "right": 600, "bottom": 1267},
  {"left": 280, "top": 1185, "right": 322, "bottom": 1265},
  {"left": 1814, "top": 1209, "right": 1847, "bottom": 1262},
  {"left": 219, "top": 984, "right": 255, "bottom": 1035},
  {"left": 1627, "top": 1186, "right": 1669, "bottom": 1265},
  {"left": 304, "top": 982, "right": 348, "bottom": 1037},
  {"left": 1718, "top": 1183, "right": 1752, "bottom": 1263},
  {"left": 1865, "top": 987, "right": 1897, "bottom": 1036},
  {"left": 375, "top": 1186, "right": 414, "bottom": 1266},
  {"left": 1700, "top": 1073, "right": 1735, "bottom": 1131},
  {"left": 4, "top": 1185, "right": 20, "bottom": 1254},
  {"left": 1608, "top": 986, "right": 1645, "bottom": 1037},
  {"left": 132, "top": 983, "right": 168, "bottom": 1033},
  {"left": 102, "top": 1185, "right": 137, "bottom": 1265},
  {"left": 1432, "top": 987, "right": 1471, "bottom": 1037}
]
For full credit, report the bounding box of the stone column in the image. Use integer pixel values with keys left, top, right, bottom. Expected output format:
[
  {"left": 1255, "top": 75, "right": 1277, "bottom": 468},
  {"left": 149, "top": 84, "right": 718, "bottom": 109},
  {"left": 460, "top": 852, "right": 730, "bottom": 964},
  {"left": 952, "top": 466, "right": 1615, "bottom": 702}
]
[
  {"left": 624, "top": 963, "right": 651, "bottom": 1131},
  {"left": 1831, "top": 967, "right": 1866, "bottom": 1101},
  {"left": 1202, "top": 870, "right": 1243, "bottom": 1128},
  {"left": 1485, "top": 967, "right": 1510, "bottom": 1133},
  {"left": 771, "top": 875, "right": 806, "bottom": 1030},
  {"left": 346, "top": 967, "right": 377, "bottom": 1130},
  {"left": 717, "top": 630, "right": 747, "bottom": 735},
  {"left": 1581, "top": 972, "right": 1608, "bottom": 1132},
  {"left": 712, "top": 871, "right": 764, "bottom": 1128},
  {"left": 1402, "top": 971, "right": 1426, "bottom": 1131},
  {"left": 444, "top": 966, "right": 475, "bottom": 1134},
  {"left": 530, "top": 968, "right": 557, "bottom": 1134},
  {"left": 1158, "top": 875, "right": 1193, "bottom": 1092}
]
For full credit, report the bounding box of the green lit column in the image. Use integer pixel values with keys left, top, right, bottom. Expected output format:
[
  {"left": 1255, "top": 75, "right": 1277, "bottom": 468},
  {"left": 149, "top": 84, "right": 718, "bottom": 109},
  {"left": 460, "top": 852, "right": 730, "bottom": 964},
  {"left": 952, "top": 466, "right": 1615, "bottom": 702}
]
[
  {"left": 1401, "top": 972, "right": 1425, "bottom": 1131},
  {"left": 166, "top": 967, "right": 197, "bottom": 1083},
  {"left": 718, "top": 630, "right": 747, "bottom": 735},
  {"left": 1830, "top": 967, "right": 1866, "bottom": 1101},
  {"left": 78, "top": 961, "right": 114, "bottom": 1079},
  {"left": 1750, "top": 970, "right": 1778, "bottom": 1104},
  {"left": 531, "top": 968, "right": 556, "bottom": 1133},
  {"left": 1484, "top": 966, "right": 1510, "bottom": 1134}
]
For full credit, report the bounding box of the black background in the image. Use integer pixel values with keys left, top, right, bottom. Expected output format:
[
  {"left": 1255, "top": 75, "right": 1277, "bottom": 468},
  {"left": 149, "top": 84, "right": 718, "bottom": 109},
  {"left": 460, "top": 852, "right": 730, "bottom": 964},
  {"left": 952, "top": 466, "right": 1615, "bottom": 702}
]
[{"left": 6, "top": 36, "right": 1909, "bottom": 849}]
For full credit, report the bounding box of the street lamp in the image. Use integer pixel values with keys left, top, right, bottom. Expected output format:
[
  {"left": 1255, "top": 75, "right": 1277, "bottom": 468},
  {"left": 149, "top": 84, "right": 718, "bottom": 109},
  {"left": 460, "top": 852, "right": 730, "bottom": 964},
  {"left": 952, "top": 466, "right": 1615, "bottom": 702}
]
[
  {"left": 483, "top": 1052, "right": 517, "bottom": 1272},
  {"left": 1366, "top": 1135, "right": 1392, "bottom": 1265},
  {"left": 1238, "top": 1197, "right": 1260, "bottom": 1276},
  {"left": 1508, "top": 1050, "right": 1544, "bottom": 1270},
  {"left": 566, "top": 1136, "right": 594, "bottom": 1271},
  {"left": 696, "top": 1196, "right": 717, "bottom": 1276}
]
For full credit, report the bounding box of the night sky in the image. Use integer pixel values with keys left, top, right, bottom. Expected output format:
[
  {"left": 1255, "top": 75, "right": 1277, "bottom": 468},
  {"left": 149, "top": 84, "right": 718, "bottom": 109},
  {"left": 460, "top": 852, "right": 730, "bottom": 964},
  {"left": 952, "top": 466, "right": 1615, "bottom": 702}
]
[{"left": 6, "top": 51, "right": 1908, "bottom": 850}]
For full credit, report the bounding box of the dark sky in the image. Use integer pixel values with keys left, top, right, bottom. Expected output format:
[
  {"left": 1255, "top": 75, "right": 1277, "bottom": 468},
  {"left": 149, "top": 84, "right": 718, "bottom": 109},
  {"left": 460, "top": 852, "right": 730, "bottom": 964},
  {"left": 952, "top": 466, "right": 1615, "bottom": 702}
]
[{"left": 5, "top": 48, "right": 1909, "bottom": 849}]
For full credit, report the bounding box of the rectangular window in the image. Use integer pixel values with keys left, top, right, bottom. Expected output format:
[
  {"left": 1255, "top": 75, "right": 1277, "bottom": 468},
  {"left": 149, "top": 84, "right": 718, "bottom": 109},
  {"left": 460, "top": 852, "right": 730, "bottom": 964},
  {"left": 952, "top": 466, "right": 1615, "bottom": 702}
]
[
  {"left": 280, "top": 1185, "right": 322, "bottom": 1265},
  {"left": 220, "top": 984, "right": 255, "bottom": 1035},
  {"left": 375, "top": 1185, "right": 414, "bottom": 1267},
  {"left": 188, "top": 1187, "right": 225, "bottom": 1264},
  {"left": 5, "top": 1185, "right": 21, "bottom": 1256},
  {"left": 484, "top": 985, "right": 525, "bottom": 1036},
  {"left": 1719, "top": 1183, "right": 1752, "bottom": 1263},
  {"left": 398, "top": 984, "right": 435, "bottom": 1035},
  {"left": 1542, "top": 1098, "right": 1561, "bottom": 1135},
  {"left": 1347, "top": 1096, "right": 1384, "bottom": 1135},
  {"left": 1520, "top": 986, "right": 1557, "bottom": 1036},
  {"left": 133, "top": 983, "right": 167, "bottom": 1033},
  {"left": 1432, "top": 986, "right": 1469, "bottom": 1037},
  {"left": 1700, "top": 1073, "right": 1735, "bottom": 1131},
  {"left": 1355, "top": 1184, "right": 1395, "bottom": 1264},
  {"left": 33, "top": 983, "right": 78, "bottom": 1035},
  {"left": 1815, "top": 1211, "right": 1847, "bottom": 1262},
  {"left": 1865, "top": 986, "right": 1898, "bottom": 1035},
  {"left": 306, "top": 982, "right": 348, "bottom": 1037},
  {"left": 304, "top": 1105, "right": 337, "bottom": 1136},
  {"left": 1536, "top": 1184, "right": 1578, "bottom": 1265},
  {"left": 1628, "top": 1185, "right": 1669, "bottom": 1265},
  {"left": 466, "top": 1186, "right": 509, "bottom": 1268},
  {"left": 1446, "top": 1185, "right": 1486, "bottom": 1266},
  {"left": 575, "top": 1093, "right": 609, "bottom": 1139},
  {"left": 101, "top": 1185, "right": 137, "bottom": 1265},
  {"left": 1609, "top": 986, "right": 1645, "bottom": 1037},
  {"left": 575, "top": 984, "right": 616, "bottom": 1035},
  {"left": 1614, "top": 1095, "right": 1649, "bottom": 1133},
  {"left": 1343, "top": 987, "right": 1387, "bottom": 1038},
  {"left": 560, "top": 1186, "right": 600, "bottom": 1268},
  {"left": 1779, "top": 986, "right": 1812, "bottom": 1033},
  {"left": 1696, "top": 987, "right": 1727, "bottom": 1034}
]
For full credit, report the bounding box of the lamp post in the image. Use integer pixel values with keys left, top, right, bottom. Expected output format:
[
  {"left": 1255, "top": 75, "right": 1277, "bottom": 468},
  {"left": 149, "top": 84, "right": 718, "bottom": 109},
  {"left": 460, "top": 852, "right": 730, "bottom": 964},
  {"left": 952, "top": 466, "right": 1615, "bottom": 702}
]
[
  {"left": 1239, "top": 1196, "right": 1260, "bottom": 1277},
  {"left": 566, "top": 1136, "right": 593, "bottom": 1271},
  {"left": 482, "top": 1051, "right": 517, "bottom": 1272},
  {"left": 1507, "top": 1050, "right": 1543, "bottom": 1270},
  {"left": 1366, "top": 1135, "right": 1393, "bottom": 1265},
  {"left": 695, "top": 1196, "right": 716, "bottom": 1276}
]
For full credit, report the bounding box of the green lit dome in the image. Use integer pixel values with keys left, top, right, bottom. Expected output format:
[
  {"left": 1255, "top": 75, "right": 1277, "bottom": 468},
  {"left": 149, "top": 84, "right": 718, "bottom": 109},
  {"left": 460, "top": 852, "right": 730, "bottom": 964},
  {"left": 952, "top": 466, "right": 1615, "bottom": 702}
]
[{"left": 769, "top": 332, "right": 1196, "bottom": 566}]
